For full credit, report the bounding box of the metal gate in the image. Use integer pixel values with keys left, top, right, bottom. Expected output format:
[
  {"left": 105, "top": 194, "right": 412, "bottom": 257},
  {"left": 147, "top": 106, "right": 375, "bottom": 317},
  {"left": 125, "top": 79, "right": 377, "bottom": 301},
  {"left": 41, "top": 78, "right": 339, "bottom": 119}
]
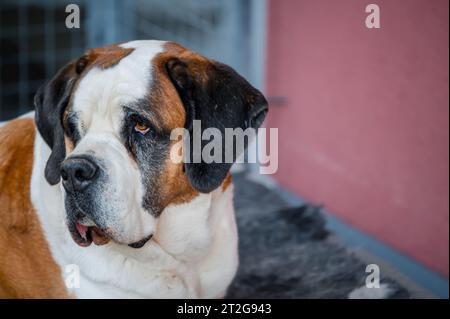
[{"left": 0, "top": 0, "right": 266, "bottom": 121}]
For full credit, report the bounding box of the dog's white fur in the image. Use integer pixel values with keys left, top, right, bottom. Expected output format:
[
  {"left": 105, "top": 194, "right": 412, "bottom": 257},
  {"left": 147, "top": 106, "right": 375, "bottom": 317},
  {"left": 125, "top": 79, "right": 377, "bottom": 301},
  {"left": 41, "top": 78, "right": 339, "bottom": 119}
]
[{"left": 29, "top": 40, "right": 239, "bottom": 298}]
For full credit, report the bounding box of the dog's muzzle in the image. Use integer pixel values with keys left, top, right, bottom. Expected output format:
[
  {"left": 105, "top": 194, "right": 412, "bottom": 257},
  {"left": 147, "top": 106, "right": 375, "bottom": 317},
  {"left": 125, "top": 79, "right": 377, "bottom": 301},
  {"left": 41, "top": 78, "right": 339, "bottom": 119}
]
[{"left": 61, "top": 155, "right": 153, "bottom": 249}]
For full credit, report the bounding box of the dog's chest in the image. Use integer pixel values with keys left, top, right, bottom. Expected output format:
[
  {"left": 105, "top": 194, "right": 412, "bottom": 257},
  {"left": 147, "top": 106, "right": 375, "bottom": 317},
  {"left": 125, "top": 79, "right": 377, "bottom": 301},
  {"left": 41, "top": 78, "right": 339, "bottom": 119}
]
[
  {"left": 73, "top": 194, "right": 222, "bottom": 298},
  {"left": 72, "top": 190, "right": 237, "bottom": 299}
]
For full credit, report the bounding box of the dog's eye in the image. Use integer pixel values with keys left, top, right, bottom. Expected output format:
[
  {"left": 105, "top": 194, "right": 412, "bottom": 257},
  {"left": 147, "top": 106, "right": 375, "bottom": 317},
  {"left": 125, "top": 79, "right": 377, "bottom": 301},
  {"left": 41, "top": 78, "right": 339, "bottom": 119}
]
[{"left": 134, "top": 122, "right": 150, "bottom": 135}]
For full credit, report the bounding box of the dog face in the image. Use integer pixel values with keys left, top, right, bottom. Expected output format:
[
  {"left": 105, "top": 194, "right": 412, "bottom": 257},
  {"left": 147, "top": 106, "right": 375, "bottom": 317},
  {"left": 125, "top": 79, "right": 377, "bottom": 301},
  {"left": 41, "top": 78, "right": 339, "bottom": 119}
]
[{"left": 34, "top": 40, "right": 268, "bottom": 249}]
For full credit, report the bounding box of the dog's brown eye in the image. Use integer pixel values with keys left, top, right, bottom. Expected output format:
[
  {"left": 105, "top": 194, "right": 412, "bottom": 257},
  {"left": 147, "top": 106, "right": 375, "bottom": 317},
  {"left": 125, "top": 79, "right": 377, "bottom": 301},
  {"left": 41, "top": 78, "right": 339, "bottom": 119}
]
[{"left": 134, "top": 122, "right": 150, "bottom": 135}]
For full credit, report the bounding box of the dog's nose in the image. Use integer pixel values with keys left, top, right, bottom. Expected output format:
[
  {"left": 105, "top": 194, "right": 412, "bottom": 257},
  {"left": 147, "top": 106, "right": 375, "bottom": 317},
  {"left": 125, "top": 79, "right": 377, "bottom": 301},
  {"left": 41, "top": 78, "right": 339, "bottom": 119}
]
[{"left": 61, "top": 156, "right": 99, "bottom": 193}]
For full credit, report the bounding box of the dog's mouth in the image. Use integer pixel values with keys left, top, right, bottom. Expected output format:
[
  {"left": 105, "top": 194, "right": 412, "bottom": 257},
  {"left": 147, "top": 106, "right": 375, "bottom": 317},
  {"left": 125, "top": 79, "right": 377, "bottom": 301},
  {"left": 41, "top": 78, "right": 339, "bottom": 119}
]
[
  {"left": 68, "top": 214, "right": 111, "bottom": 247},
  {"left": 68, "top": 213, "right": 153, "bottom": 249}
]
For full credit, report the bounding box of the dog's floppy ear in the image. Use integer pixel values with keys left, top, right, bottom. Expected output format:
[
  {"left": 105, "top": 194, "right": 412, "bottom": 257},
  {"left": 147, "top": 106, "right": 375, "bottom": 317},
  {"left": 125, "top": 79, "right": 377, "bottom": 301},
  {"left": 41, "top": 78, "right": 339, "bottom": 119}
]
[
  {"left": 34, "top": 55, "right": 89, "bottom": 185},
  {"left": 166, "top": 57, "right": 268, "bottom": 193}
]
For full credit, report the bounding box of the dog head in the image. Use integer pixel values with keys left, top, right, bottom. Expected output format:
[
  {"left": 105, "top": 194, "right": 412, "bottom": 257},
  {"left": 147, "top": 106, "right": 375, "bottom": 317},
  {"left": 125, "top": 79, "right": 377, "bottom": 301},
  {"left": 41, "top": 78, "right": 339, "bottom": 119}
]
[{"left": 34, "top": 40, "right": 268, "bottom": 248}]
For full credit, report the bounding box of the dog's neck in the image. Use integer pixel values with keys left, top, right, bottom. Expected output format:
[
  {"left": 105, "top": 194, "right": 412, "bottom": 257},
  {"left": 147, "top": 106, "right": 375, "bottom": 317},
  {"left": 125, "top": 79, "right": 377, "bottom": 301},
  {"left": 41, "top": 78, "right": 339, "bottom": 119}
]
[{"left": 31, "top": 131, "right": 235, "bottom": 298}]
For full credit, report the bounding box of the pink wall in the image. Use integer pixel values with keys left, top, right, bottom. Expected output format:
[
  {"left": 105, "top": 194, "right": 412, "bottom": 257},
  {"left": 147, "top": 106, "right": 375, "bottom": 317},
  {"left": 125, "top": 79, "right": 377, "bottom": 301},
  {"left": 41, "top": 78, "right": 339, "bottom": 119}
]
[{"left": 266, "top": 0, "right": 449, "bottom": 276}]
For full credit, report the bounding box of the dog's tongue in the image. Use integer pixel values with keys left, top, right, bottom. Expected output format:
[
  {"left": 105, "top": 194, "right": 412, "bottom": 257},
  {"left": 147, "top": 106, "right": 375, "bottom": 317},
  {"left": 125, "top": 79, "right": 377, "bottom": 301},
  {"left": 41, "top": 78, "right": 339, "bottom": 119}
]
[
  {"left": 74, "top": 221, "right": 110, "bottom": 246},
  {"left": 75, "top": 222, "right": 88, "bottom": 240}
]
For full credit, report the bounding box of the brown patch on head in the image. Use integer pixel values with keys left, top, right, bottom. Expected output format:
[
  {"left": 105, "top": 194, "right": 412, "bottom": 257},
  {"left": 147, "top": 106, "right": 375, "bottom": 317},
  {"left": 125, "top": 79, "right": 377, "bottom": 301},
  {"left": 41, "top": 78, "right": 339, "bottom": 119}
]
[
  {"left": 64, "top": 135, "right": 75, "bottom": 154},
  {"left": 0, "top": 118, "right": 68, "bottom": 298},
  {"left": 159, "top": 152, "right": 199, "bottom": 207},
  {"left": 144, "top": 42, "right": 211, "bottom": 208},
  {"left": 221, "top": 173, "right": 232, "bottom": 191},
  {"left": 161, "top": 42, "right": 211, "bottom": 85},
  {"left": 144, "top": 42, "right": 209, "bottom": 132},
  {"left": 77, "top": 44, "right": 134, "bottom": 73},
  {"left": 62, "top": 110, "right": 74, "bottom": 154}
]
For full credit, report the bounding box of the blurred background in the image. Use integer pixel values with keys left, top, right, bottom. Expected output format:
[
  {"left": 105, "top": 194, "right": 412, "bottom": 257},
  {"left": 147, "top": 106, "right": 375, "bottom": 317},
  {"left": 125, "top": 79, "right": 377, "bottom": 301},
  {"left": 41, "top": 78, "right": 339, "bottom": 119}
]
[
  {"left": 0, "top": 0, "right": 448, "bottom": 298},
  {"left": 0, "top": 0, "right": 265, "bottom": 119}
]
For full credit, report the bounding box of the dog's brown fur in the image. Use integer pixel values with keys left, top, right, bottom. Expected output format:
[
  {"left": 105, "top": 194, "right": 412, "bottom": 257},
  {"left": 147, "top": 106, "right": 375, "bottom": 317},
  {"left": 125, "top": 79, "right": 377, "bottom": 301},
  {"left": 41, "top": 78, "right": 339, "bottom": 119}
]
[{"left": 0, "top": 118, "right": 68, "bottom": 298}]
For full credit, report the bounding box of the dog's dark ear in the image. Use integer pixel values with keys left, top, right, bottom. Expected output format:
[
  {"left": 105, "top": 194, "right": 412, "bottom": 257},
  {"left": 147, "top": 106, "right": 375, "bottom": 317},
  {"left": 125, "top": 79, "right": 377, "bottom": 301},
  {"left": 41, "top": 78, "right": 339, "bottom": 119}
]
[
  {"left": 34, "top": 57, "right": 88, "bottom": 185},
  {"left": 166, "top": 57, "right": 268, "bottom": 193}
]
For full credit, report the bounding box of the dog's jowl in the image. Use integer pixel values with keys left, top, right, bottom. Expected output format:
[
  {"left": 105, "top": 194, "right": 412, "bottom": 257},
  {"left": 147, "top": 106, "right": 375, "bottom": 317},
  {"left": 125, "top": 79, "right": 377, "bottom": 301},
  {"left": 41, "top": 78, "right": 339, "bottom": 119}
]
[{"left": 0, "top": 40, "right": 268, "bottom": 298}]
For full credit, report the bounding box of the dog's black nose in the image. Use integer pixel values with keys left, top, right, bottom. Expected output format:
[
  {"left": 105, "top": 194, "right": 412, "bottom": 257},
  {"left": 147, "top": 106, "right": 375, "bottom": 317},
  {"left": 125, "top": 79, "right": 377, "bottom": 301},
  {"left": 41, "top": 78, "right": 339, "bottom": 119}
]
[{"left": 61, "top": 156, "right": 99, "bottom": 193}]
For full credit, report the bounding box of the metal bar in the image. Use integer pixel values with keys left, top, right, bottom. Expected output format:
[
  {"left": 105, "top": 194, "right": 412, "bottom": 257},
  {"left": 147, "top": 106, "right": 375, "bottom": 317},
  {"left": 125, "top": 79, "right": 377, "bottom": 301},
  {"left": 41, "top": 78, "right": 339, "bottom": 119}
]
[
  {"left": 44, "top": 0, "right": 55, "bottom": 80},
  {"left": 248, "top": 0, "right": 268, "bottom": 91},
  {"left": 18, "top": 0, "right": 29, "bottom": 113},
  {"left": 1, "top": 80, "right": 44, "bottom": 95},
  {"left": 1, "top": 49, "right": 77, "bottom": 65},
  {"left": 138, "top": 0, "right": 215, "bottom": 31}
]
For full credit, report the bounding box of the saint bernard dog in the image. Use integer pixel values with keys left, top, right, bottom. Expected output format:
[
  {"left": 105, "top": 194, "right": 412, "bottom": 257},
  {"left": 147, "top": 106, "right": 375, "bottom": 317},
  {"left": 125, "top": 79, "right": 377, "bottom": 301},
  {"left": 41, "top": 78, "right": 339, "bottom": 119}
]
[{"left": 0, "top": 40, "right": 268, "bottom": 298}]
